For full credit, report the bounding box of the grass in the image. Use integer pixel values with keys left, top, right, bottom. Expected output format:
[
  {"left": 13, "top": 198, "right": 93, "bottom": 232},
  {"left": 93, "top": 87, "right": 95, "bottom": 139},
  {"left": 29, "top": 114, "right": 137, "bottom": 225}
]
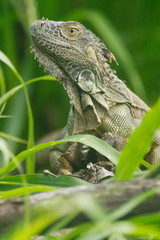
[
  {"left": 0, "top": 1, "right": 160, "bottom": 239},
  {"left": 1, "top": 47, "right": 160, "bottom": 240}
]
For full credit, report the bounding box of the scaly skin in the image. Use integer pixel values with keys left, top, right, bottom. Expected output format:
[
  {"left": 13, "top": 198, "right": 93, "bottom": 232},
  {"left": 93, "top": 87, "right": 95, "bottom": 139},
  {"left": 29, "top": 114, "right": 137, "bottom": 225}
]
[{"left": 30, "top": 19, "right": 160, "bottom": 174}]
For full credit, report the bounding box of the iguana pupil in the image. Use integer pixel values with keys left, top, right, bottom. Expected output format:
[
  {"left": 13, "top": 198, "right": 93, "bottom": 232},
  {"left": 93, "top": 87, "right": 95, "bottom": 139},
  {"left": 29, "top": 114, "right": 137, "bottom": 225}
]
[{"left": 69, "top": 28, "right": 76, "bottom": 33}]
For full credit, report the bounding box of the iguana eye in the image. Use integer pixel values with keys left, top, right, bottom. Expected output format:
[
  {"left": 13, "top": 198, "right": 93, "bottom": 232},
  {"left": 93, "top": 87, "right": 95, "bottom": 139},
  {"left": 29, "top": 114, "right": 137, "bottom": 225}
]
[
  {"left": 61, "top": 24, "right": 82, "bottom": 39},
  {"left": 67, "top": 27, "right": 79, "bottom": 36}
]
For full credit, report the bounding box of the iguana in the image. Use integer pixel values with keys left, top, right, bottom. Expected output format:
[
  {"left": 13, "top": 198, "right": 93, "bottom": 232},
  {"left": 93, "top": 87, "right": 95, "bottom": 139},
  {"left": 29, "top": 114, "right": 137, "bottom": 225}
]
[{"left": 30, "top": 19, "right": 160, "bottom": 175}]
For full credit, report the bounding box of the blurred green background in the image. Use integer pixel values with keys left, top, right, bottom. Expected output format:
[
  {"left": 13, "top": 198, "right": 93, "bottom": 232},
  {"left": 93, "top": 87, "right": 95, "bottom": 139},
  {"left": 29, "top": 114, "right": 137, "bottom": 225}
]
[{"left": 0, "top": 0, "right": 160, "bottom": 157}]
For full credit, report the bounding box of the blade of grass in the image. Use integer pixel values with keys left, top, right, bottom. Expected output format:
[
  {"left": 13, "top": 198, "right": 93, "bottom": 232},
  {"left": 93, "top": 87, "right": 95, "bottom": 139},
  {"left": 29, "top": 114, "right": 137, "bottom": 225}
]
[
  {"left": 0, "top": 138, "right": 11, "bottom": 167},
  {"left": 0, "top": 115, "right": 12, "bottom": 118},
  {"left": 24, "top": 0, "right": 38, "bottom": 28},
  {"left": 0, "top": 185, "right": 54, "bottom": 199},
  {"left": 115, "top": 98, "right": 160, "bottom": 180},
  {"left": 10, "top": 0, "right": 38, "bottom": 35},
  {"left": 0, "top": 194, "right": 79, "bottom": 240},
  {"left": 0, "top": 102, "right": 6, "bottom": 115},
  {"left": 0, "top": 75, "right": 54, "bottom": 106},
  {"left": 0, "top": 65, "right": 6, "bottom": 95},
  {"left": 0, "top": 50, "right": 35, "bottom": 173},
  {"left": 7, "top": 211, "right": 62, "bottom": 240},
  {"left": 0, "top": 51, "right": 22, "bottom": 81},
  {"left": 143, "top": 163, "right": 160, "bottom": 179},
  {"left": 0, "top": 136, "right": 31, "bottom": 224},
  {"left": 0, "top": 134, "right": 119, "bottom": 178},
  {"left": 110, "top": 186, "right": 160, "bottom": 221},
  {"left": 0, "top": 173, "right": 88, "bottom": 191},
  {"left": 130, "top": 211, "right": 160, "bottom": 225},
  {"left": 0, "top": 131, "right": 27, "bottom": 144}
]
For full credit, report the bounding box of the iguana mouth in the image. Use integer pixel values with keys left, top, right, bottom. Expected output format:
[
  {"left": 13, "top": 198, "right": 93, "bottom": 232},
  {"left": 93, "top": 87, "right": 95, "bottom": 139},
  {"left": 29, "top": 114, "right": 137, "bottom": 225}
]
[
  {"left": 31, "top": 43, "right": 65, "bottom": 81},
  {"left": 31, "top": 21, "right": 67, "bottom": 80}
]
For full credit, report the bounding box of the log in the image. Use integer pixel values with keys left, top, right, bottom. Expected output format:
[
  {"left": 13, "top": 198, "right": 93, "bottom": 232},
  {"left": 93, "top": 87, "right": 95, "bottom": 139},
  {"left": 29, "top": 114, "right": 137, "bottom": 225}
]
[{"left": 1, "top": 179, "right": 160, "bottom": 231}]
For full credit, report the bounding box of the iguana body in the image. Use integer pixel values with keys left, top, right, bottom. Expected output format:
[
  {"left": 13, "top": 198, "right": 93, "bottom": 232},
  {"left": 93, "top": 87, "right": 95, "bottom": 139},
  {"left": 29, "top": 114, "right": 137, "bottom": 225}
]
[{"left": 31, "top": 19, "right": 160, "bottom": 174}]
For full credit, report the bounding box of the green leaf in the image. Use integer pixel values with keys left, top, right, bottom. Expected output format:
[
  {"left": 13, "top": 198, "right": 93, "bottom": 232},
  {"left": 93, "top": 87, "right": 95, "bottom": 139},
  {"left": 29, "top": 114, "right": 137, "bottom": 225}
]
[
  {"left": 0, "top": 50, "right": 35, "bottom": 173},
  {"left": 0, "top": 131, "right": 27, "bottom": 144},
  {"left": 110, "top": 186, "right": 160, "bottom": 221},
  {"left": 144, "top": 163, "right": 160, "bottom": 179},
  {"left": 0, "top": 115, "right": 12, "bottom": 118},
  {"left": 130, "top": 211, "right": 160, "bottom": 226},
  {"left": 0, "top": 51, "right": 55, "bottom": 173},
  {"left": 0, "top": 135, "right": 119, "bottom": 177},
  {"left": 115, "top": 98, "right": 160, "bottom": 180},
  {"left": 0, "top": 50, "right": 22, "bottom": 82},
  {"left": 0, "top": 186, "right": 54, "bottom": 199},
  {"left": 0, "top": 75, "right": 54, "bottom": 107},
  {"left": 0, "top": 85, "right": 22, "bottom": 106},
  {"left": 0, "top": 65, "right": 6, "bottom": 95},
  {"left": 0, "top": 173, "right": 88, "bottom": 191}
]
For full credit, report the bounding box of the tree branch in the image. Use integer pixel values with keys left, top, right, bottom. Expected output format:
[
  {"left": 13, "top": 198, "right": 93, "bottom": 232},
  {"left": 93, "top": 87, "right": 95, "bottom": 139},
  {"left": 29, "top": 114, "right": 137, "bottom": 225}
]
[{"left": 1, "top": 179, "right": 160, "bottom": 231}]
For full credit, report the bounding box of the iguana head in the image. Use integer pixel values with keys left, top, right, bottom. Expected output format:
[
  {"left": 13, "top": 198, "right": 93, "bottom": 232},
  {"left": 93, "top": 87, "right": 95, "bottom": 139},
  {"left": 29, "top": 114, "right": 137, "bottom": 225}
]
[{"left": 31, "top": 19, "right": 117, "bottom": 94}]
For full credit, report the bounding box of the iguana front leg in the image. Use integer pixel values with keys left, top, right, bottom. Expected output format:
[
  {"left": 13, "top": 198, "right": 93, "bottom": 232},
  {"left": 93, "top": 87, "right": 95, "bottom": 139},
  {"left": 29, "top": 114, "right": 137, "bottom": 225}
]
[
  {"left": 49, "top": 145, "right": 73, "bottom": 175},
  {"left": 49, "top": 110, "right": 92, "bottom": 175},
  {"left": 48, "top": 123, "right": 72, "bottom": 175},
  {"left": 49, "top": 141, "right": 91, "bottom": 175}
]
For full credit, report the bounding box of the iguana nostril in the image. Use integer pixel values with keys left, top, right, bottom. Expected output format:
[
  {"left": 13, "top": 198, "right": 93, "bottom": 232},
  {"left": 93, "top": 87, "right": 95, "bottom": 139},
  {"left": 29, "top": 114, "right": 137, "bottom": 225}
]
[{"left": 40, "top": 21, "right": 45, "bottom": 27}]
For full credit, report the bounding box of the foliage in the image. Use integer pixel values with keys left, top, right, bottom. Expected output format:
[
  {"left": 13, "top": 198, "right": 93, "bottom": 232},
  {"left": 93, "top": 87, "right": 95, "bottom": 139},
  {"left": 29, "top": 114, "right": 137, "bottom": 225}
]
[{"left": 0, "top": 0, "right": 160, "bottom": 239}]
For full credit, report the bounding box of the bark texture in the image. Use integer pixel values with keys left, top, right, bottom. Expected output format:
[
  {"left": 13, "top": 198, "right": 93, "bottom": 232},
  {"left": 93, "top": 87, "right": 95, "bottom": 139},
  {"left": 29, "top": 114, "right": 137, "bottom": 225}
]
[{"left": 1, "top": 179, "right": 160, "bottom": 231}]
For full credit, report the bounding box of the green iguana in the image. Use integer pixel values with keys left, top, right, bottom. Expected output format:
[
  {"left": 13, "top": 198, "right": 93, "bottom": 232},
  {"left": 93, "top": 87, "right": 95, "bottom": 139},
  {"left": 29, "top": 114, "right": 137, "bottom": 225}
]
[{"left": 30, "top": 19, "right": 160, "bottom": 175}]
